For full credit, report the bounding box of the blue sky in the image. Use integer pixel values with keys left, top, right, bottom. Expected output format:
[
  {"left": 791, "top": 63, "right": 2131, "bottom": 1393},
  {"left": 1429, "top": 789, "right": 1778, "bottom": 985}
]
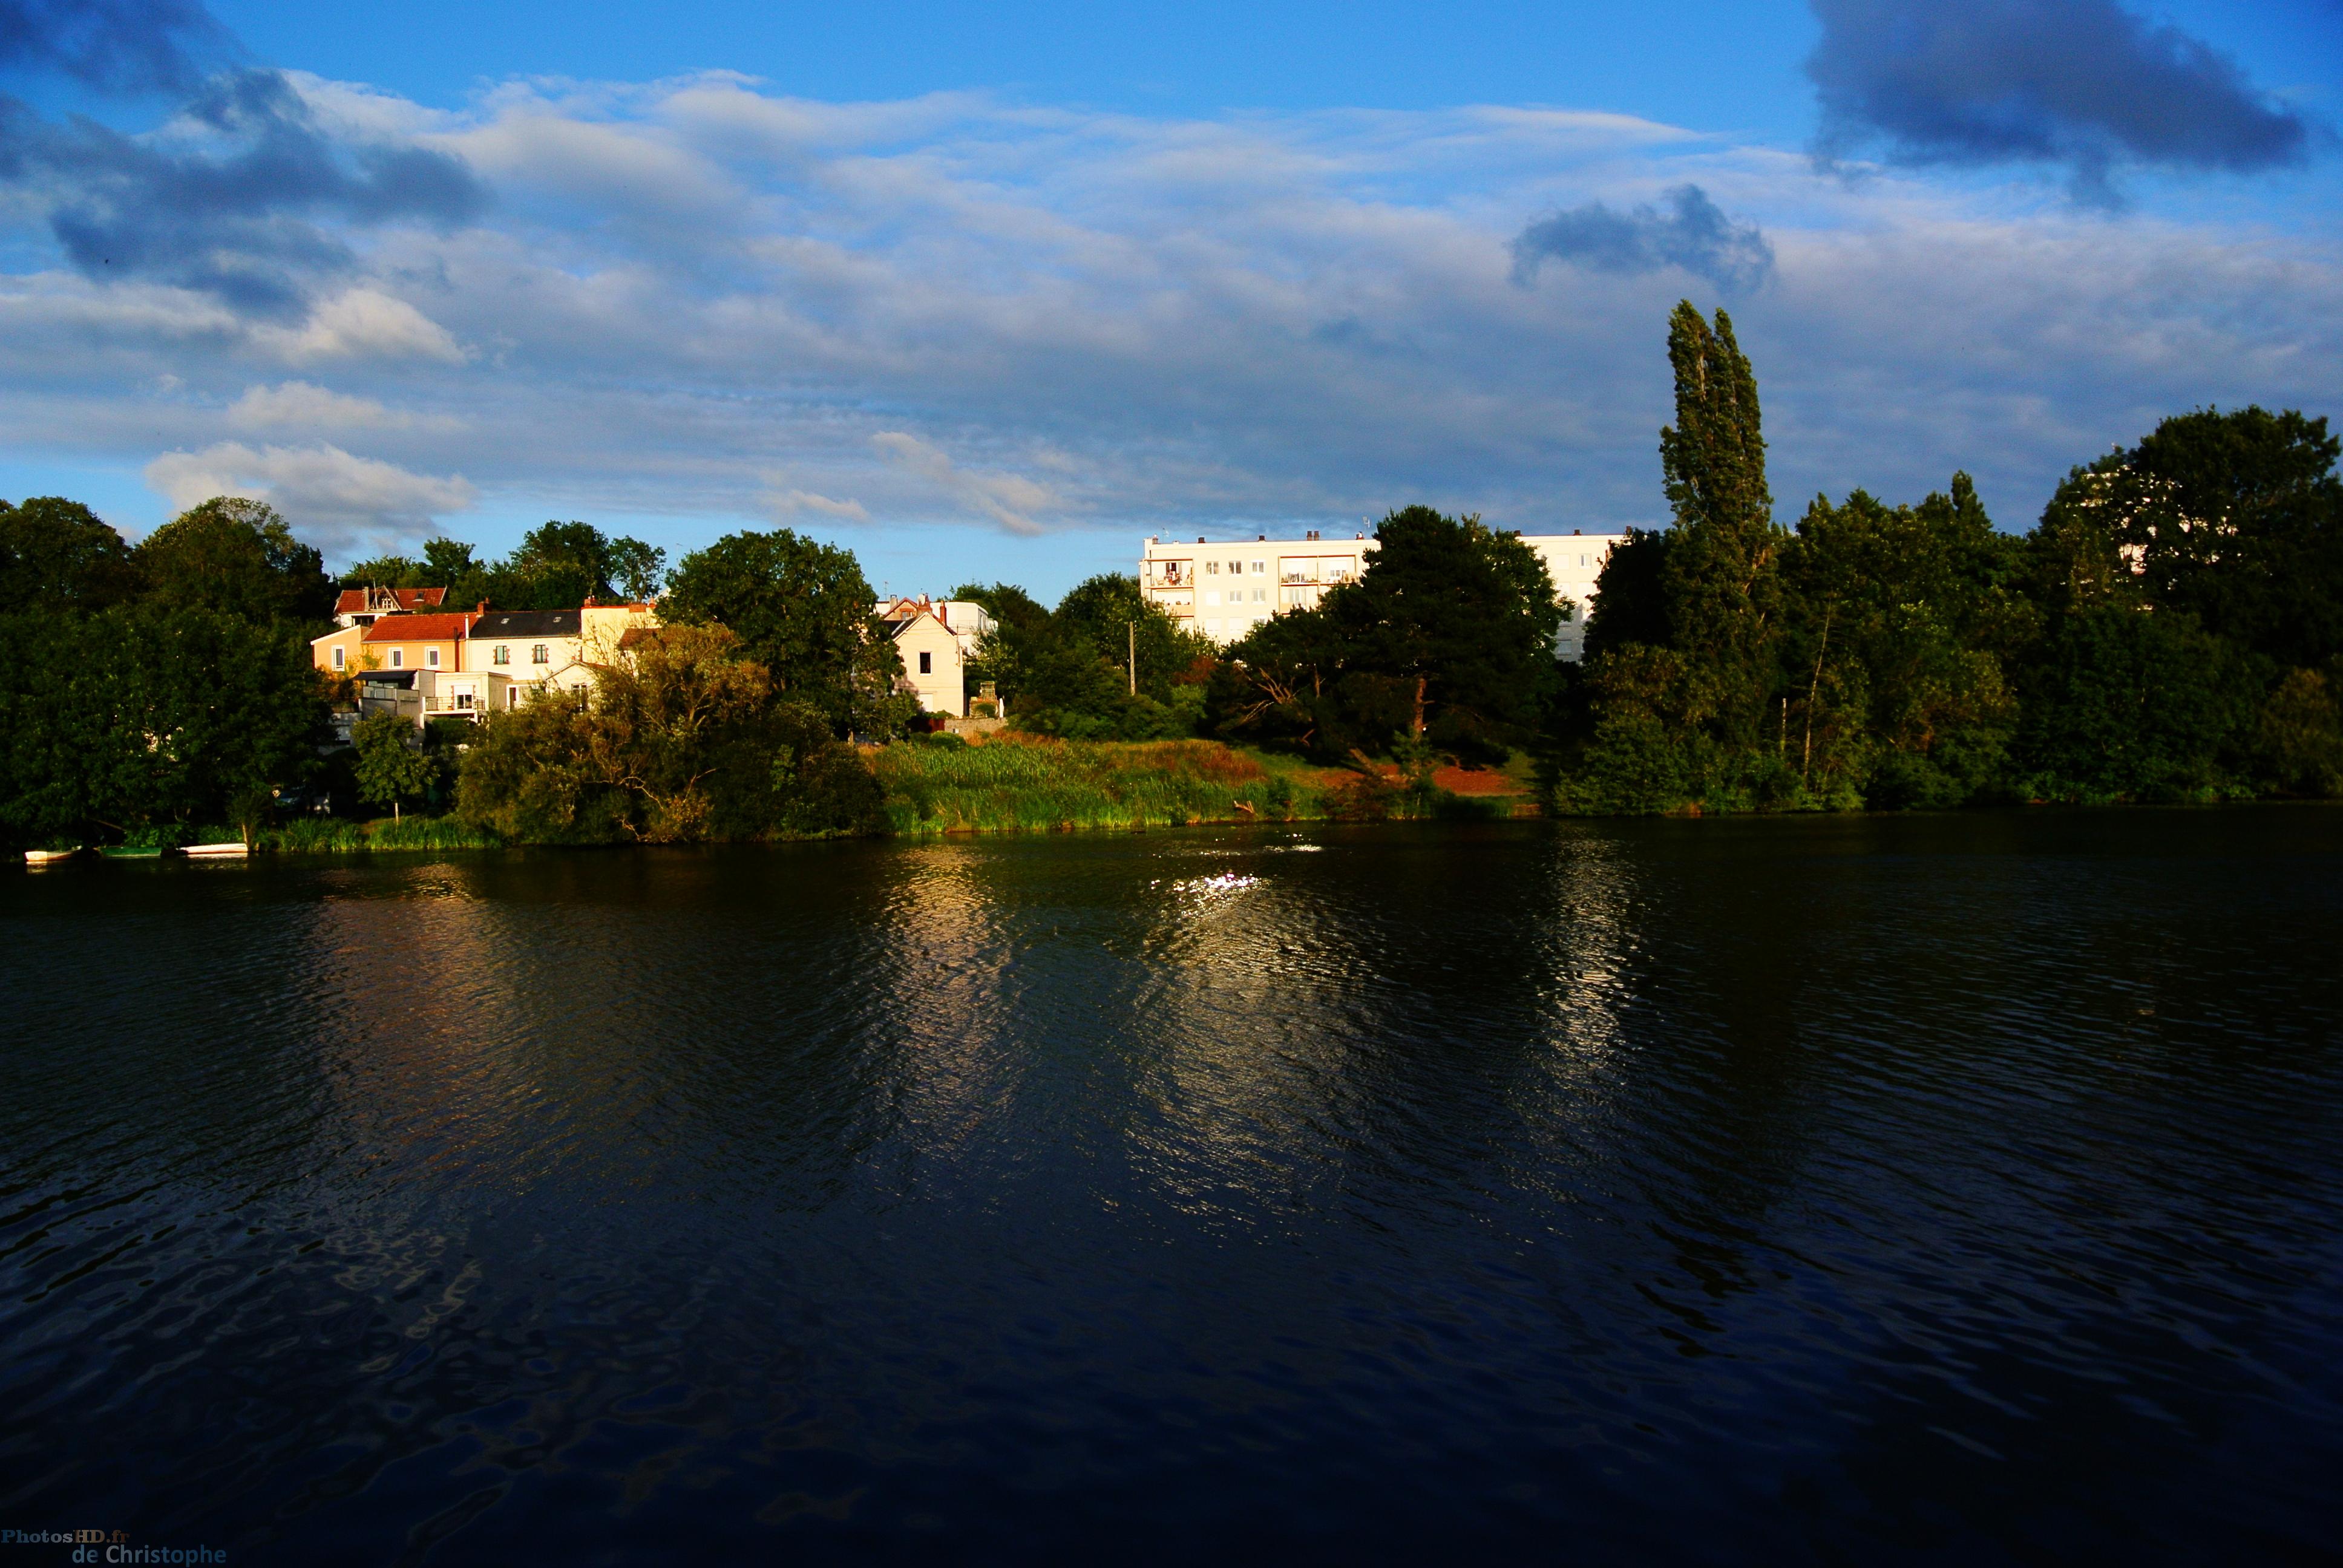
[{"left": 2, "top": 0, "right": 2339, "bottom": 599}]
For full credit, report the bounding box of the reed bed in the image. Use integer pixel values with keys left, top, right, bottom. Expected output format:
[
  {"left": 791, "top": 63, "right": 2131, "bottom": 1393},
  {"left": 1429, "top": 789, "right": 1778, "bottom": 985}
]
[
  {"left": 874, "top": 736, "right": 1320, "bottom": 835},
  {"left": 261, "top": 816, "right": 502, "bottom": 852}
]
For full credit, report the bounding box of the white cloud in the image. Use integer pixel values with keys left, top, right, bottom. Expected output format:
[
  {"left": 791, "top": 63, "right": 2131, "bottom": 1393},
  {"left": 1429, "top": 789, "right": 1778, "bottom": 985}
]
[
  {"left": 872, "top": 432, "right": 1061, "bottom": 536},
  {"left": 0, "top": 71, "right": 2334, "bottom": 587},
  {"left": 767, "top": 486, "right": 871, "bottom": 521},
  {"left": 254, "top": 289, "right": 467, "bottom": 364},
  {"left": 228, "top": 381, "right": 457, "bottom": 433},
  {"left": 143, "top": 440, "right": 476, "bottom": 550}
]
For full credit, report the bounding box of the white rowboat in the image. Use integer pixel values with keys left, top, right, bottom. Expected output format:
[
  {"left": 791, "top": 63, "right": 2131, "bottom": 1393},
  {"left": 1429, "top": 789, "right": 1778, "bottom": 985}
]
[{"left": 184, "top": 843, "right": 250, "bottom": 858}]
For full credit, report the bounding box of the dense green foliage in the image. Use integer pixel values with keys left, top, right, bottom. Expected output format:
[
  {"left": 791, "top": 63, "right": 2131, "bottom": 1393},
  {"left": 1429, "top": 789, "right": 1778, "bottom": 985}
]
[
  {"left": 1550, "top": 301, "right": 2343, "bottom": 812},
  {"left": 344, "top": 520, "right": 667, "bottom": 611},
  {"left": 455, "top": 624, "right": 883, "bottom": 843},
  {"left": 957, "top": 573, "right": 1212, "bottom": 740},
  {"left": 1207, "top": 508, "right": 1560, "bottom": 763},
  {"left": 662, "top": 529, "right": 913, "bottom": 736},
  {"left": 0, "top": 602, "right": 326, "bottom": 846}
]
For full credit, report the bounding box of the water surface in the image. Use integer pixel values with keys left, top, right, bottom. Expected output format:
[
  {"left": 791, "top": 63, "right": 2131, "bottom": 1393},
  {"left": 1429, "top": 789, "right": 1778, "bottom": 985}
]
[{"left": 4, "top": 811, "right": 2340, "bottom": 1563}]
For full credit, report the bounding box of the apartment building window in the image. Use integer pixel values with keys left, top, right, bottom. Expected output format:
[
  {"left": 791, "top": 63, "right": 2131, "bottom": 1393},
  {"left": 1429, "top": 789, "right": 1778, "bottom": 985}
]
[
  {"left": 1251, "top": 560, "right": 1265, "bottom": 574},
  {"left": 532, "top": 644, "right": 549, "bottom": 664},
  {"left": 918, "top": 650, "right": 932, "bottom": 674},
  {"left": 389, "top": 649, "right": 403, "bottom": 669},
  {"left": 330, "top": 646, "right": 346, "bottom": 671},
  {"left": 1252, "top": 587, "right": 1267, "bottom": 603},
  {"left": 455, "top": 690, "right": 474, "bottom": 710},
  {"left": 427, "top": 648, "right": 440, "bottom": 668},
  {"left": 493, "top": 645, "right": 510, "bottom": 665}
]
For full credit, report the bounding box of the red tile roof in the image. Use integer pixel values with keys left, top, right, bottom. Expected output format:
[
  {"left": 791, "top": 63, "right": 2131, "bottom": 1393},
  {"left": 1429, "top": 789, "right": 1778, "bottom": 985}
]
[
  {"left": 362, "top": 613, "right": 475, "bottom": 642},
  {"left": 336, "top": 586, "right": 447, "bottom": 615}
]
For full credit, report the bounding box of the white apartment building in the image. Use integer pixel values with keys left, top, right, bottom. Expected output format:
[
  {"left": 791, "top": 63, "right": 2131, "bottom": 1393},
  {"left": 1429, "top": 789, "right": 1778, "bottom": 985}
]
[{"left": 1139, "top": 528, "right": 1631, "bottom": 659}]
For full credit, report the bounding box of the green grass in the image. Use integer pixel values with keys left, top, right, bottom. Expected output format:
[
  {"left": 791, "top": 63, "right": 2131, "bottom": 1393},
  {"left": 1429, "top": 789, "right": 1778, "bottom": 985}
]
[
  {"left": 870, "top": 735, "right": 1495, "bottom": 835},
  {"left": 260, "top": 815, "right": 502, "bottom": 852}
]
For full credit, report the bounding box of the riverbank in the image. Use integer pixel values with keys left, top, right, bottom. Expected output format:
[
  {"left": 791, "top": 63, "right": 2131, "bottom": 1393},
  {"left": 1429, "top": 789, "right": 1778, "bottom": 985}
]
[{"left": 23, "top": 737, "right": 1527, "bottom": 857}]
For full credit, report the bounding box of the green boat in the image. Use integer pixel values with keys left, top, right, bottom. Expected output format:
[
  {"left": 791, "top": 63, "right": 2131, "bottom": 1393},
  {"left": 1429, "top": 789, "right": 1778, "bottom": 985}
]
[{"left": 100, "top": 845, "right": 165, "bottom": 858}]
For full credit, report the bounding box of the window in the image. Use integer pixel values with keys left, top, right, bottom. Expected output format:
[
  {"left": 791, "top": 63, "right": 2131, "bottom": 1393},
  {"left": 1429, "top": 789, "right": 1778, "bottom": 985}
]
[
  {"left": 506, "top": 687, "right": 520, "bottom": 710},
  {"left": 493, "top": 645, "right": 510, "bottom": 665},
  {"left": 918, "top": 650, "right": 932, "bottom": 674},
  {"left": 1205, "top": 560, "right": 1219, "bottom": 574},
  {"left": 1251, "top": 560, "right": 1265, "bottom": 574},
  {"left": 389, "top": 649, "right": 403, "bottom": 669},
  {"left": 330, "top": 646, "right": 346, "bottom": 671},
  {"left": 532, "top": 644, "right": 549, "bottom": 664},
  {"left": 1205, "top": 617, "right": 1222, "bottom": 635},
  {"left": 1253, "top": 587, "right": 1266, "bottom": 603},
  {"left": 456, "top": 690, "right": 474, "bottom": 710},
  {"left": 1204, "top": 589, "right": 1219, "bottom": 606},
  {"left": 427, "top": 648, "right": 440, "bottom": 668}
]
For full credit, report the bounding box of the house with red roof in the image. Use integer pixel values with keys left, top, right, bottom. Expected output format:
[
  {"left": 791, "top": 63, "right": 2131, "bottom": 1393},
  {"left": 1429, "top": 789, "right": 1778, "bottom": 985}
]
[{"left": 333, "top": 584, "right": 447, "bottom": 628}]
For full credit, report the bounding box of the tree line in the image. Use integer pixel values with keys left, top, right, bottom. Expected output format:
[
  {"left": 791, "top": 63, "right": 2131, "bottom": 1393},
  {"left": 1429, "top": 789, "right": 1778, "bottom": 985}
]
[
  {"left": 1551, "top": 302, "right": 2343, "bottom": 810},
  {"left": 5, "top": 299, "right": 2336, "bottom": 849}
]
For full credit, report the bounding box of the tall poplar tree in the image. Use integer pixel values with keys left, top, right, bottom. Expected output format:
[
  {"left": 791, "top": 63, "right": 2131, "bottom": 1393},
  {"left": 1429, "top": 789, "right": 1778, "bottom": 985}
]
[{"left": 1656, "top": 301, "right": 1781, "bottom": 747}]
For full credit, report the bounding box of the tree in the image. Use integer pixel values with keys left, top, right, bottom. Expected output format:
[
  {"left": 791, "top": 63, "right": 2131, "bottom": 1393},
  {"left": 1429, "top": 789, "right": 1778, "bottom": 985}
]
[
  {"left": 951, "top": 581, "right": 1055, "bottom": 713},
  {"left": 338, "top": 553, "right": 432, "bottom": 590},
  {"left": 663, "top": 529, "right": 911, "bottom": 735},
  {"left": 1655, "top": 301, "right": 1782, "bottom": 747},
  {"left": 475, "top": 520, "right": 667, "bottom": 610},
  {"left": 0, "top": 497, "right": 146, "bottom": 612},
  {"left": 0, "top": 606, "right": 328, "bottom": 845},
  {"left": 1776, "top": 476, "right": 2030, "bottom": 807},
  {"left": 454, "top": 624, "right": 882, "bottom": 841},
  {"left": 996, "top": 574, "right": 1215, "bottom": 740},
  {"left": 352, "top": 711, "right": 439, "bottom": 820},
  {"left": 1555, "top": 303, "right": 1786, "bottom": 811},
  {"left": 133, "top": 497, "right": 336, "bottom": 625},
  {"left": 1325, "top": 506, "right": 1561, "bottom": 757},
  {"left": 2052, "top": 407, "right": 2343, "bottom": 669}
]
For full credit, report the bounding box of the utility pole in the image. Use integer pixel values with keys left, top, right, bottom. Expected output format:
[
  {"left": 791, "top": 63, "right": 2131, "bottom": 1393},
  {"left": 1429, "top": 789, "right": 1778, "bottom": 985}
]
[{"left": 1127, "top": 621, "right": 1136, "bottom": 694}]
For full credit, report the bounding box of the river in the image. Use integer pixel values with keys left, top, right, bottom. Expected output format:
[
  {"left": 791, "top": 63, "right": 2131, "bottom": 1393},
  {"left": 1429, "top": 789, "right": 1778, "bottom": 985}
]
[{"left": 4, "top": 811, "right": 2339, "bottom": 1563}]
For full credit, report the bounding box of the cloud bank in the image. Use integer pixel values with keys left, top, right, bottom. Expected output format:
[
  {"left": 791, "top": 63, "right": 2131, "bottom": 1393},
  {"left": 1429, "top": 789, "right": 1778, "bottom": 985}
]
[
  {"left": 0, "top": 65, "right": 2333, "bottom": 577},
  {"left": 1807, "top": 0, "right": 2313, "bottom": 195}
]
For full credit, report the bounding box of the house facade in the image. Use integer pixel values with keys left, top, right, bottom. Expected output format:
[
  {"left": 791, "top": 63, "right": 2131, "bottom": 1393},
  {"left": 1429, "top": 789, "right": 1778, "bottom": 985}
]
[
  {"left": 310, "top": 600, "right": 661, "bottom": 724},
  {"left": 1138, "top": 528, "right": 1631, "bottom": 659},
  {"left": 874, "top": 597, "right": 996, "bottom": 717}
]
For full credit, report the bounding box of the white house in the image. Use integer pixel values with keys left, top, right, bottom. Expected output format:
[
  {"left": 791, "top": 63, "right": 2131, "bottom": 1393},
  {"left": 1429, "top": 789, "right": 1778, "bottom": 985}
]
[{"left": 875, "top": 597, "right": 997, "bottom": 717}]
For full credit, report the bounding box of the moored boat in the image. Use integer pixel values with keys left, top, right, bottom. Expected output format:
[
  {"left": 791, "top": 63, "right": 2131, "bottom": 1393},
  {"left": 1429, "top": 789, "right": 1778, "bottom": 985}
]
[
  {"left": 24, "top": 848, "right": 82, "bottom": 864},
  {"left": 185, "top": 842, "right": 250, "bottom": 858},
  {"left": 100, "top": 844, "right": 164, "bottom": 858}
]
